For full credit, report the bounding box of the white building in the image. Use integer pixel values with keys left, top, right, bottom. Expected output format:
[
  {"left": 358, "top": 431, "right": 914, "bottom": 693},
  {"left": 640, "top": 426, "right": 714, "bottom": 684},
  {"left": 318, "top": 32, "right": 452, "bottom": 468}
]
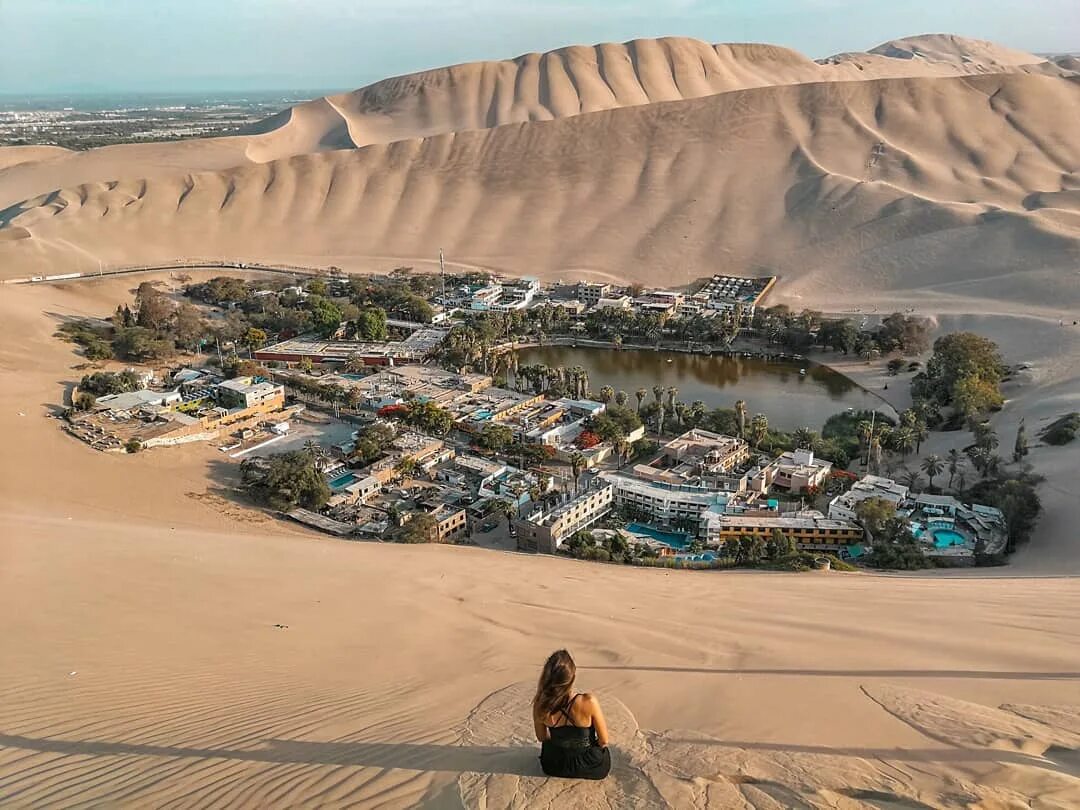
[
  {"left": 828, "top": 475, "right": 911, "bottom": 521},
  {"left": 761, "top": 448, "right": 833, "bottom": 494}
]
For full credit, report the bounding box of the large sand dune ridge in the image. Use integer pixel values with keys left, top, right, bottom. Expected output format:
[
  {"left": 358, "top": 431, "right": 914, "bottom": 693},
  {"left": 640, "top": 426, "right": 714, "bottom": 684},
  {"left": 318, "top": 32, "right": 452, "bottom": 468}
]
[
  {"left": 4, "top": 72, "right": 1079, "bottom": 310},
  {"left": 3, "top": 34, "right": 1074, "bottom": 213}
]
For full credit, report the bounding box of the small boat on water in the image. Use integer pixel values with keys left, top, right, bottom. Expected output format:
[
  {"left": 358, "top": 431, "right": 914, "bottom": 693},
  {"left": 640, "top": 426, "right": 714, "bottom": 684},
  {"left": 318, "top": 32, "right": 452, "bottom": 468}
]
[
  {"left": 666, "top": 358, "right": 673, "bottom": 363},
  {"left": 799, "top": 368, "right": 807, "bottom": 376}
]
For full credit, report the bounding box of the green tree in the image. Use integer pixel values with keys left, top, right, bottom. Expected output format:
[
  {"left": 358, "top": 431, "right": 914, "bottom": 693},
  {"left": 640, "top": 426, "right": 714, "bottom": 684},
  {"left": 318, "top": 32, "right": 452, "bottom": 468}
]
[
  {"left": 750, "top": 413, "right": 769, "bottom": 448},
  {"left": 854, "top": 497, "right": 895, "bottom": 537},
  {"left": 635, "top": 388, "right": 648, "bottom": 414},
  {"left": 792, "top": 427, "right": 816, "bottom": 450},
  {"left": 355, "top": 306, "right": 389, "bottom": 341},
  {"left": 242, "top": 327, "right": 267, "bottom": 351},
  {"left": 477, "top": 422, "right": 514, "bottom": 453},
  {"left": 946, "top": 448, "right": 965, "bottom": 490},
  {"left": 241, "top": 450, "right": 331, "bottom": 511},
  {"left": 393, "top": 456, "right": 418, "bottom": 482},
  {"left": 405, "top": 401, "right": 455, "bottom": 436},
  {"left": 308, "top": 296, "right": 343, "bottom": 337},
  {"left": 920, "top": 454, "right": 944, "bottom": 489},
  {"left": 569, "top": 452, "right": 585, "bottom": 495}
]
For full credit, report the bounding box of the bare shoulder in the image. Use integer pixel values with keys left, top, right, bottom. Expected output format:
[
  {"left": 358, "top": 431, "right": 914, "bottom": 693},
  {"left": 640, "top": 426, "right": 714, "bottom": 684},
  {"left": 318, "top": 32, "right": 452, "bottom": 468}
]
[{"left": 578, "top": 692, "right": 602, "bottom": 710}]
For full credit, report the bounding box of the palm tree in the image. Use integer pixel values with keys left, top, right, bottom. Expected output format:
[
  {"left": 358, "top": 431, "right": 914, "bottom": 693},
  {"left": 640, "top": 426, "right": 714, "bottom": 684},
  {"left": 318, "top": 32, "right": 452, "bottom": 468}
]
[
  {"left": 635, "top": 388, "right": 648, "bottom": 414},
  {"left": 869, "top": 435, "right": 884, "bottom": 475},
  {"left": 666, "top": 386, "right": 679, "bottom": 413},
  {"left": 900, "top": 468, "right": 922, "bottom": 491},
  {"left": 920, "top": 454, "right": 944, "bottom": 489},
  {"left": 656, "top": 404, "right": 665, "bottom": 437},
  {"left": 857, "top": 420, "right": 873, "bottom": 463},
  {"left": 914, "top": 419, "right": 929, "bottom": 454},
  {"left": 735, "top": 400, "right": 748, "bottom": 440},
  {"left": 569, "top": 452, "right": 585, "bottom": 495},
  {"left": 598, "top": 385, "right": 615, "bottom": 404},
  {"left": 750, "top": 413, "right": 769, "bottom": 448},
  {"left": 614, "top": 390, "right": 628, "bottom": 407},
  {"left": 893, "top": 426, "right": 916, "bottom": 459},
  {"left": 946, "top": 448, "right": 964, "bottom": 491},
  {"left": 652, "top": 384, "right": 665, "bottom": 405},
  {"left": 792, "top": 427, "right": 816, "bottom": 450}
]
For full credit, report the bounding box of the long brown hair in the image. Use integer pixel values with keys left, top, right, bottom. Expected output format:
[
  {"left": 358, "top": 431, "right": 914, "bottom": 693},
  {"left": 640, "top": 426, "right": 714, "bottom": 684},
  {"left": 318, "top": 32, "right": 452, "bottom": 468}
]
[{"left": 534, "top": 649, "right": 576, "bottom": 718}]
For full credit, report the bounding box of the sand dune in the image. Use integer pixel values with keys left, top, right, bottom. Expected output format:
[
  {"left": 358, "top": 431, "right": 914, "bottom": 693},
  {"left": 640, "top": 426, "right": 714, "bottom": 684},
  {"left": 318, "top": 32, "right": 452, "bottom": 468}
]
[
  {"left": 3, "top": 35, "right": 1065, "bottom": 211},
  {"left": 867, "top": 33, "right": 1045, "bottom": 67},
  {"left": 5, "top": 73, "right": 1079, "bottom": 311}
]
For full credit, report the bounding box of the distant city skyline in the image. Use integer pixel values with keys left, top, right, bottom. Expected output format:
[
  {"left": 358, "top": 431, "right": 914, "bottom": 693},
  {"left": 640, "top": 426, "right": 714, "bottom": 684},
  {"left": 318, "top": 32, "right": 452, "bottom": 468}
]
[{"left": 3, "top": 0, "right": 1077, "bottom": 95}]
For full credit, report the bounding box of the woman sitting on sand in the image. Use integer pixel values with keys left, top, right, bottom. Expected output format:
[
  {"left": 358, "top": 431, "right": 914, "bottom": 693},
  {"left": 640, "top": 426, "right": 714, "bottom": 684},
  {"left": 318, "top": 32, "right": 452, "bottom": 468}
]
[{"left": 532, "top": 649, "right": 611, "bottom": 780}]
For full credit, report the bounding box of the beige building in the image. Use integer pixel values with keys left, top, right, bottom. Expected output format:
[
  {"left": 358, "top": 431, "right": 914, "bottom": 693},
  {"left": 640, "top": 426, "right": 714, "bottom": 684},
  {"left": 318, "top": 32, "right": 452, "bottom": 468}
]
[
  {"left": 703, "top": 510, "right": 863, "bottom": 548},
  {"left": 514, "top": 484, "right": 614, "bottom": 554},
  {"left": 760, "top": 449, "right": 832, "bottom": 494}
]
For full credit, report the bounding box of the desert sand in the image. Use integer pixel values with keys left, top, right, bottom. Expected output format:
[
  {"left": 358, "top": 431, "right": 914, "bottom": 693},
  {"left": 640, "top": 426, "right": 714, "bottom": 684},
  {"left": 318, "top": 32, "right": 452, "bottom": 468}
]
[
  {"left": 3, "top": 33, "right": 1080, "bottom": 807},
  {"left": 1, "top": 271, "right": 1079, "bottom": 810}
]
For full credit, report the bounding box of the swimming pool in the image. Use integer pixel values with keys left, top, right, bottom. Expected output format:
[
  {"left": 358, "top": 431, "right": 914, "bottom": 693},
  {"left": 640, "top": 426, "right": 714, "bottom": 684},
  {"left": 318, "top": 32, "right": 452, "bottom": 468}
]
[
  {"left": 625, "top": 523, "right": 691, "bottom": 549},
  {"left": 328, "top": 472, "right": 359, "bottom": 490},
  {"left": 932, "top": 529, "right": 968, "bottom": 548}
]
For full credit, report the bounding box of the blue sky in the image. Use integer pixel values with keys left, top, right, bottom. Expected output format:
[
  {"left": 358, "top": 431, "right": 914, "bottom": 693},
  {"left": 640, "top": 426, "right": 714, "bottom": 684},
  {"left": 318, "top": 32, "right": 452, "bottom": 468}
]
[{"left": 3, "top": 0, "right": 1077, "bottom": 94}]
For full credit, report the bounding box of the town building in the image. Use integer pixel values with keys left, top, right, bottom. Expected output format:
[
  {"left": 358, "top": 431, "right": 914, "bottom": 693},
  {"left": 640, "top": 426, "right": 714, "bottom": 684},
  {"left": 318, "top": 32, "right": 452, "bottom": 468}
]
[
  {"left": 828, "top": 475, "right": 910, "bottom": 521},
  {"left": 594, "top": 295, "right": 632, "bottom": 311},
  {"left": 254, "top": 328, "right": 449, "bottom": 366},
  {"left": 576, "top": 282, "right": 611, "bottom": 306},
  {"left": 759, "top": 448, "right": 833, "bottom": 494},
  {"left": 425, "top": 503, "right": 469, "bottom": 542},
  {"left": 514, "top": 483, "right": 615, "bottom": 554},
  {"left": 215, "top": 377, "right": 286, "bottom": 411},
  {"left": 93, "top": 388, "right": 182, "bottom": 413},
  {"left": 701, "top": 510, "right": 863, "bottom": 548},
  {"left": 689, "top": 274, "right": 776, "bottom": 320}
]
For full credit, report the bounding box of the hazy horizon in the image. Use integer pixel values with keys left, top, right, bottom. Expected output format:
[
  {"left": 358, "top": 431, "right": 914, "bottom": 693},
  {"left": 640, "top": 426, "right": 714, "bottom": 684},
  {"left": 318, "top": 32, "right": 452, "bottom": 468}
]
[{"left": 2, "top": 0, "right": 1077, "bottom": 95}]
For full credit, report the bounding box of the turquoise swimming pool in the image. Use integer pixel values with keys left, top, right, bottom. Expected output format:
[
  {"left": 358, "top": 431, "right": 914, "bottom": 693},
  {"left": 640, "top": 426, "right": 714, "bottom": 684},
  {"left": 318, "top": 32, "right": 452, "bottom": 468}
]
[
  {"left": 932, "top": 529, "right": 967, "bottom": 548},
  {"left": 625, "top": 523, "right": 691, "bottom": 549},
  {"left": 328, "top": 472, "right": 359, "bottom": 490}
]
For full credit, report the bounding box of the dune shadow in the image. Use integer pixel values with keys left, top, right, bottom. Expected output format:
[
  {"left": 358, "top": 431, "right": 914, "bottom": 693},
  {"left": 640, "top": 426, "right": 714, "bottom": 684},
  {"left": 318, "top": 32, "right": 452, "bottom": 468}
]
[
  {"left": 583, "top": 666, "right": 1080, "bottom": 681},
  {"left": 0, "top": 733, "right": 542, "bottom": 777},
  {"left": 658, "top": 738, "right": 1055, "bottom": 768}
]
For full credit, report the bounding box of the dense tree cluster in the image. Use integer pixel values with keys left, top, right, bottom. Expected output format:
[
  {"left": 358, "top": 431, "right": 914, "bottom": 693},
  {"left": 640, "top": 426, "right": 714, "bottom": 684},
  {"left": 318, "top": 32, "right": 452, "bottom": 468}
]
[
  {"left": 754, "top": 307, "right": 932, "bottom": 357},
  {"left": 78, "top": 370, "right": 141, "bottom": 396},
  {"left": 240, "top": 450, "right": 331, "bottom": 511},
  {"left": 912, "top": 332, "right": 1005, "bottom": 420}
]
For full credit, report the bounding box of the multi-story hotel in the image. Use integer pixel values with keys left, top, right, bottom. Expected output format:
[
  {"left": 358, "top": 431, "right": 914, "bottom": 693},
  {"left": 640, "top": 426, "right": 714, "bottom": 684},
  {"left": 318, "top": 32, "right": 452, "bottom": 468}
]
[{"left": 514, "top": 484, "right": 614, "bottom": 554}]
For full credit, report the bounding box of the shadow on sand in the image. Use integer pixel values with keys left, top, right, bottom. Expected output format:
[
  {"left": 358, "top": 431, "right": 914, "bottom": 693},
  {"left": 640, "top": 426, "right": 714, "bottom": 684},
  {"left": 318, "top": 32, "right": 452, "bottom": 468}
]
[
  {"left": 0, "top": 733, "right": 543, "bottom": 776},
  {"left": 582, "top": 666, "right": 1080, "bottom": 681}
]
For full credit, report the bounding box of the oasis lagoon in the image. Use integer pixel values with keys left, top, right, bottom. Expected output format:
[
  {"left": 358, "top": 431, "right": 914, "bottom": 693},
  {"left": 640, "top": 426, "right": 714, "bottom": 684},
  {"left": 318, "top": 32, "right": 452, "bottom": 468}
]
[{"left": 513, "top": 345, "right": 885, "bottom": 430}]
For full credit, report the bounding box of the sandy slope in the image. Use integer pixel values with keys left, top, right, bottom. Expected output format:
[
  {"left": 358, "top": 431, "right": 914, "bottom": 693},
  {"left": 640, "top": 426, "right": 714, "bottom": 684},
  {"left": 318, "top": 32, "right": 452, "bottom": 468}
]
[
  {"left": 4, "top": 73, "right": 1079, "bottom": 312},
  {"left": 4, "top": 35, "right": 1071, "bottom": 212},
  {"left": 2, "top": 274, "right": 1080, "bottom": 807}
]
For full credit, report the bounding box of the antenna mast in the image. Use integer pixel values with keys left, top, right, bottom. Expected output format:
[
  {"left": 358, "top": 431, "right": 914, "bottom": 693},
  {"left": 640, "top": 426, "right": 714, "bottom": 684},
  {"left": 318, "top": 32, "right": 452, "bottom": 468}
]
[{"left": 439, "top": 248, "right": 446, "bottom": 304}]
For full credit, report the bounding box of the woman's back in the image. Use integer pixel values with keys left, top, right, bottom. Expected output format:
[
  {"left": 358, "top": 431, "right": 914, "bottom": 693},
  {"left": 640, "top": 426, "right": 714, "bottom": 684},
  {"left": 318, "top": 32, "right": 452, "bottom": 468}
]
[
  {"left": 536, "top": 693, "right": 610, "bottom": 780},
  {"left": 532, "top": 650, "right": 611, "bottom": 780}
]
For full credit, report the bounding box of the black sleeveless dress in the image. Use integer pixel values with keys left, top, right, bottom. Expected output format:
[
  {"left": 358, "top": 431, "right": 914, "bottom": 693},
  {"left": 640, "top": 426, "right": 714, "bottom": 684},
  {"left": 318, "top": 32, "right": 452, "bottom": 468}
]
[{"left": 539, "top": 695, "right": 611, "bottom": 780}]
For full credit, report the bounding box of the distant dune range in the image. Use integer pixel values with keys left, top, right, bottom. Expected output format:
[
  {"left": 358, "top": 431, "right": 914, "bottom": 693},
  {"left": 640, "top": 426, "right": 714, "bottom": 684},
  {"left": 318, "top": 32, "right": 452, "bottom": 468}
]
[
  {"left": 3, "top": 69, "right": 1080, "bottom": 311},
  {"left": 1, "top": 34, "right": 1076, "bottom": 208}
]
